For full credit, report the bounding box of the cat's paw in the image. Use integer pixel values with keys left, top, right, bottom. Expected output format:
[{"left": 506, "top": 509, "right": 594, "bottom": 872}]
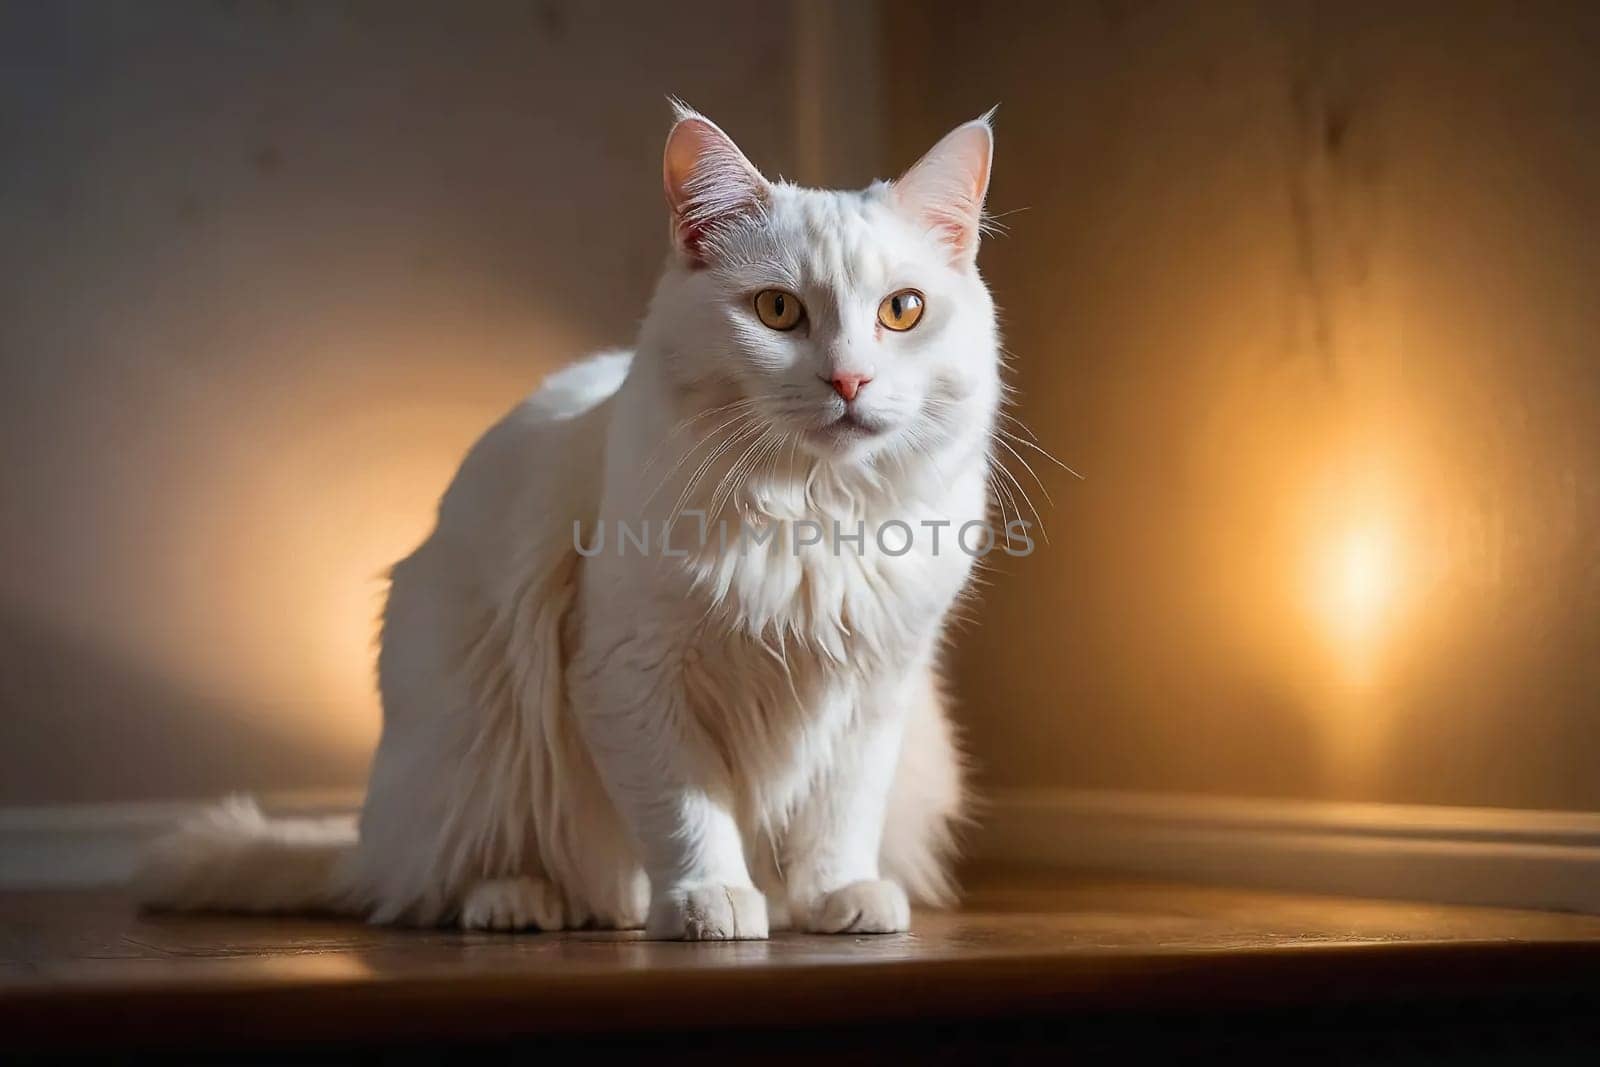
[
  {"left": 803, "top": 879, "right": 911, "bottom": 935},
  {"left": 460, "top": 876, "right": 567, "bottom": 932},
  {"left": 646, "top": 883, "right": 769, "bottom": 941}
]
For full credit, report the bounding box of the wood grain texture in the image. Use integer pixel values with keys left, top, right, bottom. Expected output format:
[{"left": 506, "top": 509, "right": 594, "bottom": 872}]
[{"left": 6, "top": 876, "right": 1600, "bottom": 1057}]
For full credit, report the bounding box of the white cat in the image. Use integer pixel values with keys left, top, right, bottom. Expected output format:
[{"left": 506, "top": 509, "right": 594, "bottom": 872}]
[{"left": 137, "top": 104, "right": 1004, "bottom": 940}]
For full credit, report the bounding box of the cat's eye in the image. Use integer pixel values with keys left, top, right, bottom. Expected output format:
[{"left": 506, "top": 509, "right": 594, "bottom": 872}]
[
  {"left": 877, "top": 289, "right": 926, "bottom": 332},
  {"left": 754, "top": 289, "right": 805, "bottom": 331}
]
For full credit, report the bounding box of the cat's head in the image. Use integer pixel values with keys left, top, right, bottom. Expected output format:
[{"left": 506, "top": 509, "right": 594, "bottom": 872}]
[{"left": 643, "top": 104, "right": 1000, "bottom": 471}]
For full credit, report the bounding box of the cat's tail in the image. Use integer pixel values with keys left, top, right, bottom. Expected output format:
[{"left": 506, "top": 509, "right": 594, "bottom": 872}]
[{"left": 132, "top": 796, "right": 361, "bottom": 916}]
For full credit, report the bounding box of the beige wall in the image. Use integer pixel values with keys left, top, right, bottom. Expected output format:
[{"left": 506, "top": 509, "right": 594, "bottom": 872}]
[
  {"left": 889, "top": 0, "right": 1600, "bottom": 810},
  {"left": 3, "top": 2, "right": 1596, "bottom": 815},
  {"left": 0, "top": 1, "right": 806, "bottom": 803}
]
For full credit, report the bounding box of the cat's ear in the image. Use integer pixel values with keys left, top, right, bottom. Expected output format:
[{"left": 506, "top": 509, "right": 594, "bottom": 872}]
[
  {"left": 892, "top": 111, "right": 995, "bottom": 267},
  {"left": 662, "top": 104, "right": 770, "bottom": 265}
]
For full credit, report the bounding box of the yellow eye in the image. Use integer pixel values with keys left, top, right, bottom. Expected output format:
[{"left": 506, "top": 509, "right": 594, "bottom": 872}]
[
  {"left": 877, "top": 289, "right": 925, "bottom": 331},
  {"left": 754, "top": 289, "right": 804, "bottom": 331}
]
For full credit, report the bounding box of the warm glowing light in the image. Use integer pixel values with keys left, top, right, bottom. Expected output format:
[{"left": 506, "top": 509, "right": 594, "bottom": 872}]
[
  {"left": 1328, "top": 524, "right": 1396, "bottom": 639},
  {"left": 1311, "top": 508, "right": 1403, "bottom": 684}
]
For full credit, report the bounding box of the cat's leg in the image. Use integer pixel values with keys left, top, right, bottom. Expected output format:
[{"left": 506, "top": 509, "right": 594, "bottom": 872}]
[
  {"left": 459, "top": 876, "right": 568, "bottom": 932},
  {"left": 631, "top": 785, "right": 766, "bottom": 940},
  {"left": 576, "top": 668, "right": 767, "bottom": 941},
  {"left": 747, "top": 833, "right": 793, "bottom": 931},
  {"left": 782, "top": 701, "right": 911, "bottom": 935}
]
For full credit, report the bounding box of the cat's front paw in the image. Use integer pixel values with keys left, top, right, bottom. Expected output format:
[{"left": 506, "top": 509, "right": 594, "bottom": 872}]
[
  {"left": 646, "top": 883, "right": 769, "bottom": 941},
  {"left": 803, "top": 879, "right": 911, "bottom": 935},
  {"left": 460, "top": 876, "right": 567, "bottom": 931}
]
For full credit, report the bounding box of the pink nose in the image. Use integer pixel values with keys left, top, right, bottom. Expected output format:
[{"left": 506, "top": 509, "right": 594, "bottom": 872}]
[{"left": 830, "top": 373, "right": 872, "bottom": 402}]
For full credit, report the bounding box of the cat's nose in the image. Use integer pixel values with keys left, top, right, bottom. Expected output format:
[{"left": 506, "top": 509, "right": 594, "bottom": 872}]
[{"left": 828, "top": 373, "right": 872, "bottom": 402}]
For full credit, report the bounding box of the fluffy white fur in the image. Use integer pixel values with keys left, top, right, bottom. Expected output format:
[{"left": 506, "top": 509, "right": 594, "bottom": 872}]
[{"left": 137, "top": 106, "right": 1000, "bottom": 940}]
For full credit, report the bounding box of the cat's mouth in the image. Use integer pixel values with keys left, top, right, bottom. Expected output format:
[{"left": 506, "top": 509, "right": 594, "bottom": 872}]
[
  {"left": 814, "top": 410, "right": 889, "bottom": 441},
  {"left": 799, "top": 409, "right": 894, "bottom": 457}
]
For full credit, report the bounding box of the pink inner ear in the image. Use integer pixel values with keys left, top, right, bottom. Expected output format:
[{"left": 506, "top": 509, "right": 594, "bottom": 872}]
[
  {"left": 662, "top": 115, "right": 768, "bottom": 263},
  {"left": 893, "top": 120, "right": 994, "bottom": 262}
]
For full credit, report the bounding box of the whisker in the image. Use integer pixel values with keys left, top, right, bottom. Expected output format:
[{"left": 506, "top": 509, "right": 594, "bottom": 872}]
[
  {"left": 645, "top": 409, "right": 758, "bottom": 509},
  {"left": 642, "top": 391, "right": 789, "bottom": 491},
  {"left": 707, "top": 427, "right": 774, "bottom": 521},
  {"left": 721, "top": 427, "right": 787, "bottom": 522},
  {"left": 985, "top": 462, "right": 1020, "bottom": 534},
  {"left": 991, "top": 433, "right": 1054, "bottom": 506},
  {"left": 668, "top": 417, "right": 765, "bottom": 526},
  {"left": 994, "top": 409, "right": 1040, "bottom": 442},
  {"left": 992, "top": 456, "right": 1048, "bottom": 544},
  {"left": 996, "top": 426, "right": 1084, "bottom": 480}
]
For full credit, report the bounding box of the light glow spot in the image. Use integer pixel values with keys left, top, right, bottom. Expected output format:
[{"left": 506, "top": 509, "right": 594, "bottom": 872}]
[{"left": 1313, "top": 512, "right": 1402, "bottom": 683}]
